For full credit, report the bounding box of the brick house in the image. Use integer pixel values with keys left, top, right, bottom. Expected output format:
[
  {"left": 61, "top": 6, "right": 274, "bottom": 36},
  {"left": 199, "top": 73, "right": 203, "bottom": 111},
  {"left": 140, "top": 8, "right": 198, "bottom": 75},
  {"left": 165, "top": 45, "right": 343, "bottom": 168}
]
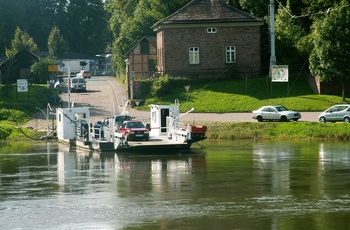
[
  {"left": 152, "top": 0, "right": 264, "bottom": 77},
  {"left": 125, "top": 36, "right": 157, "bottom": 79}
]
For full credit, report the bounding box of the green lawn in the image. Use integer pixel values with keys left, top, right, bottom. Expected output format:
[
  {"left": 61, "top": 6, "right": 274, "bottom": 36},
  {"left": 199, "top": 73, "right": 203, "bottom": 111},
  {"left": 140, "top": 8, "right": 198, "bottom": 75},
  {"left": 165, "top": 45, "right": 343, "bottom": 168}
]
[
  {"left": 139, "top": 76, "right": 348, "bottom": 112},
  {"left": 0, "top": 84, "right": 55, "bottom": 140}
]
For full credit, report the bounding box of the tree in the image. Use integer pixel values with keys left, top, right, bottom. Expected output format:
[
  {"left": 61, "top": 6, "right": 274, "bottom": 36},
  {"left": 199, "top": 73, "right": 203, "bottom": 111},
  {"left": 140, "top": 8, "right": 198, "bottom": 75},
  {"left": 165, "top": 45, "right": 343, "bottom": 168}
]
[
  {"left": 5, "top": 27, "right": 39, "bottom": 58},
  {"left": 0, "top": 0, "right": 27, "bottom": 53},
  {"left": 48, "top": 26, "right": 69, "bottom": 57},
  {"left": 309, "top": 1, "right": 350, "bottom": 101},
  {"left": 31, "top": 56, "right": 58, "bottom": 84},
  {"left": 106, "top": 0, "right": 190, "bottom": 71},
  {"left": 274, "top": 1, "right": 308, "bottom": 64},
  {"left": 63, "top": 0, "right": 110, "bottom": 54}
]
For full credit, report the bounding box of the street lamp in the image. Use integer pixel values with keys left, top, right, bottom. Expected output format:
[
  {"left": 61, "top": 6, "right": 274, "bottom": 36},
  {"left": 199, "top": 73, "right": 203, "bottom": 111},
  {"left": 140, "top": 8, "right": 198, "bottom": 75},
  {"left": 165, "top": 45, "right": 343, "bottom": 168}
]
[{"left": 125, "top": 58, "right": 131, "bottom": 100}]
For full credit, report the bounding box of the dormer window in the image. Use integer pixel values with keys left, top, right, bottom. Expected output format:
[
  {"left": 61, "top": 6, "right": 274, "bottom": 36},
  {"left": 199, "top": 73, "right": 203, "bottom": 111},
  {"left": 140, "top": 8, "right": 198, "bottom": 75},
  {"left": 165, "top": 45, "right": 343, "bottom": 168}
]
[{"left": 207, "top": 27, "right": 217, "bottom": 33}]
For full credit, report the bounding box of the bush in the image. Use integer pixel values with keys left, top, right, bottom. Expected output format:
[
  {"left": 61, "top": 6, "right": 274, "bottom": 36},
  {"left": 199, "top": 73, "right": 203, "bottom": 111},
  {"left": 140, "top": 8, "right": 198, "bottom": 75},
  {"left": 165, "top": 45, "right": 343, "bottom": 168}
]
[{"left": 151, "top": 75, "right": 171, "bottom": 98}]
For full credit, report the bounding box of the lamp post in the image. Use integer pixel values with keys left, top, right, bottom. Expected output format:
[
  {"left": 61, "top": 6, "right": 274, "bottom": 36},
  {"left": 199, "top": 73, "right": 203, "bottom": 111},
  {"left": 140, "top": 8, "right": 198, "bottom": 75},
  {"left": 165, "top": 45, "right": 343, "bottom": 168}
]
[{"left": 125, "top": 58, "right": 131, "bottom": 100}]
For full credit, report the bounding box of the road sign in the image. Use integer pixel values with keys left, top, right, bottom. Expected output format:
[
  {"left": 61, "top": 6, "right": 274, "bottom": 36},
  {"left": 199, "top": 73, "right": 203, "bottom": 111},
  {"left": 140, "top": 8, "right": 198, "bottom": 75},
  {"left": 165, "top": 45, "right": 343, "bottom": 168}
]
[
  {"left": 48, "top": 65, "right": 58, "bottom": 72},
  {"left": 17, "top": 79, "right": 28, "bottom": 92},
  {"left": 133, "top": 81, "right": 141, "bottom": 89}
]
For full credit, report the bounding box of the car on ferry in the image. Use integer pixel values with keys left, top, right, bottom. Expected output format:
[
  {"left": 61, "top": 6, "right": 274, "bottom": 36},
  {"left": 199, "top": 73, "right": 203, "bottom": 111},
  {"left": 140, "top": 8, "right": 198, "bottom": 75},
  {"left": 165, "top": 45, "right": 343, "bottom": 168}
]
[
  {"left": 318, "top": 104, "right": 350, "bottom": 123},
  {"left": 118, "top": 120, "right": 149, "bottom": 141},
  {"left": 115, "top": 115, "right": 132, "bottom": 127},
  {"left": 252, "top": 105, "right": 301, "bottom": 122}
]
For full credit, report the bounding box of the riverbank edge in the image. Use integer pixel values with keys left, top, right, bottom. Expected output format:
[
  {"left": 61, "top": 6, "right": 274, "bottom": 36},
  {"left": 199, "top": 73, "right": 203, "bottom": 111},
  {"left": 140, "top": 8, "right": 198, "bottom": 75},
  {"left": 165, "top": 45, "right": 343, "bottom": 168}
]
[{"left": 2, "top": 121, "right": 350, "bottom": 142}]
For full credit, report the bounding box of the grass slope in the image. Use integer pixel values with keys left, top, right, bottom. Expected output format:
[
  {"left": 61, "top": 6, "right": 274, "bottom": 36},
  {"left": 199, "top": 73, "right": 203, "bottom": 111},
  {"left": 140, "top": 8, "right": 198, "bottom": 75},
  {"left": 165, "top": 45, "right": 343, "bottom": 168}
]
[{"left": 140, "top": 76, "right": 348, "bottom": 112}]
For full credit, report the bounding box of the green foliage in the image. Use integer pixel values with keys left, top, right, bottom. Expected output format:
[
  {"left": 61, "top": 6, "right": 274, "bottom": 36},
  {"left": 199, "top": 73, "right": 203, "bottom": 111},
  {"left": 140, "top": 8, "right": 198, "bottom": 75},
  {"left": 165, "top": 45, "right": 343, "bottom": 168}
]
[
  {"left": 0, "top": 124, "right": 12, "bottom": 140},
  {"left": 5, "top": 27, "right": 39, "bottom": 58},
  {"left": 0, "top": 84, "right": 54, "bottom": 122},
  {"left": 135, "top": 76, "right": 348, "bottom": 112},
  {"left": 275, "top": 2, "right": 308, "bottom": 64},
  {"left": 309, "top": 1, "right": 350, "bottom": 100},
  {"left": 107, "top": 0, "right": 191, "bottom": 71},
  {"left": 151, "top": 75, "right": 171, "bottom": 98},
  {"left": 203, "top": 121, "right": 350, "bottom": 141},
  {"left": 0, "top": 84, "right": 54, "bottom": 140},
  {"left": 80, "top": 61, "right": 87, "bottom": 67},
  {"left": 48, "top": 26, "right": 68, "bottom": 57},
  {"left": 31, "top": 56, "right": 58, "bottom": 84}
]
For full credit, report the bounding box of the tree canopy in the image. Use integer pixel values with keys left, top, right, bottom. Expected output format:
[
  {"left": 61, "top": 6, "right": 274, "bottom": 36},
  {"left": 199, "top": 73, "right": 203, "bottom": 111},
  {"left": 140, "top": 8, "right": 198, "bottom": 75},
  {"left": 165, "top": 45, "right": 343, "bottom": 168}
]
[
  {"left": 48, "top": 26, "right": 69, "bottom": 57},
  {"left": 0, "top": 0, "right": 110, "bottom": 55},
  {"left": 5, "top": 27, "right": 39, "bottom": 58},
  {"left": 309, "top": 0, "right": 350, "bottom": 100},
  {"left": 1, "top": 0, "right": 350, "bottom": 97}
]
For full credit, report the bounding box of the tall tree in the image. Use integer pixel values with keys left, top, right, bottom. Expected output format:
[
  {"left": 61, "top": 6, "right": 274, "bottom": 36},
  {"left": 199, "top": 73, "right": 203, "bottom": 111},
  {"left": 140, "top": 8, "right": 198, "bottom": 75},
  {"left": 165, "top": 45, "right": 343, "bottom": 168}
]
[
  {"left": 106, "top": 0, "right": 190, "bottom": 71},
  {"left": 0, "top": 0, "right": 27, "bottom": 53},
  {"left": 5, "top": 27, "right": 39, "bottom": 58},
  {"left": 48, "top": 26, "right": 69, "bottom": 57},
  {"left": 274, "top": 1, "right": 308, "bottom": 64},
  {"left": 309, "top": 0, "right": 350, "bottom": 100},
  {"left": 63, "top": 0, "right": 110, "bottom": 54}
]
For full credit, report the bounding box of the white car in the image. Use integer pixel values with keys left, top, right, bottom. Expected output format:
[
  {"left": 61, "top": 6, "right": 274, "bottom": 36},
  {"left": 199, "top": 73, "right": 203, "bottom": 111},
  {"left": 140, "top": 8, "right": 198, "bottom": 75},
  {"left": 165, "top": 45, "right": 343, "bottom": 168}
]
[
  {"left": 318, "top": 104, "right": 350, "bottom": 123},
  {"left": 76, "top": 70, "right": 91, "bottom": 79},
  {"left": 70, "top": 77, "right": 86, "bottom": 92},
  {"left": 252, "top": 105, "right": 301, "bottom": 122}
]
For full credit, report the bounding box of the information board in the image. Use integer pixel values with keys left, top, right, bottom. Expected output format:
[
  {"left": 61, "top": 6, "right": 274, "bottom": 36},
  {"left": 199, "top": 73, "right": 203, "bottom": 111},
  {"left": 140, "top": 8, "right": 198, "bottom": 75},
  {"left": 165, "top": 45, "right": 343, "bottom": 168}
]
[{"left": 17, "top": 79, "right": 28, "bottom": 92}]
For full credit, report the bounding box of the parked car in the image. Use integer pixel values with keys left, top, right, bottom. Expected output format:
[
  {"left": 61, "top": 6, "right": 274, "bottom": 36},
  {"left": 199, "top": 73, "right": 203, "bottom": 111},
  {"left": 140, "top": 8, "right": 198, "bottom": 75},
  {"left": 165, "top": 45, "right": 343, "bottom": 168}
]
[
  {"left": 76, "top": 70, "right": 91, "bottom": 79},
  {"left": 118, "top": 121, "right": 149, "bottom": 141},
  {"left": 115, "top": 115, "right": 132, "bottom": 127},
  {"left": 318, "top": 104, "right": 350, "bottom": 123},
  {"left": 70, "top": 77, "right": 86, "bottom": 92},
  {"left": 252, "top": 105, "right": 301, "bottom": 122}
]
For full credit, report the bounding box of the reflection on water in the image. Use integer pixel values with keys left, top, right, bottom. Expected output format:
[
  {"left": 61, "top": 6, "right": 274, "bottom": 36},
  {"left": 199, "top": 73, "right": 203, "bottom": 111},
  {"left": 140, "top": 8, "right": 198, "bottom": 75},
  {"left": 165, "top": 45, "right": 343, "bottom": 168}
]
[{"left": 0, "top": 141, "right": 350, "bottom": 229}]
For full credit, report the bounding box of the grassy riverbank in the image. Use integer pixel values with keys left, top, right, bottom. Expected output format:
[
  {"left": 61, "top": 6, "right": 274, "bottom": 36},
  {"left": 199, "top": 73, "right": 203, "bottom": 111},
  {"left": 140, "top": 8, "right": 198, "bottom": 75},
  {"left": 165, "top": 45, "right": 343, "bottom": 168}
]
[
  {"left": 203, "top": 121, "right": 350, "bottom": 141},
  {"left": 0, "top": 84, "right": 54, "bottom": 141},
  {"left": 137, "top": 76, "right": 349, "bottom": 112}
]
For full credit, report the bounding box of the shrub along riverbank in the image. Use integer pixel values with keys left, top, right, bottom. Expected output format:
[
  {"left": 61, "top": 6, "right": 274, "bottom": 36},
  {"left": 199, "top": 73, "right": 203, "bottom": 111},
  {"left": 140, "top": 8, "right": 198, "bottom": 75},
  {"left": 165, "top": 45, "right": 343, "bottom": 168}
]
[{"left": 203, "top": 121, "right": 350, "bottom": 141}]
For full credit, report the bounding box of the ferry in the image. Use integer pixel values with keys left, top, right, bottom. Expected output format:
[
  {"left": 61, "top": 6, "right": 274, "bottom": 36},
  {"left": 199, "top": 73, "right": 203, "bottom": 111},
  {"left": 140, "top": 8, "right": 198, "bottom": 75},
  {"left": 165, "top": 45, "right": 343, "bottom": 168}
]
[{"left": 56, "top": 100, "right": 207, "bottom": 152}]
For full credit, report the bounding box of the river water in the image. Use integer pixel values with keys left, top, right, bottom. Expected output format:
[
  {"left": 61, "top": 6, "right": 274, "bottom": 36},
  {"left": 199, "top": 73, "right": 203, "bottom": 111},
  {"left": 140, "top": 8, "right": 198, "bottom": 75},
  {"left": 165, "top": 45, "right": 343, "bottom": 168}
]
[{"left": 1, "top": 141, "right": 350, "bottom": 230}]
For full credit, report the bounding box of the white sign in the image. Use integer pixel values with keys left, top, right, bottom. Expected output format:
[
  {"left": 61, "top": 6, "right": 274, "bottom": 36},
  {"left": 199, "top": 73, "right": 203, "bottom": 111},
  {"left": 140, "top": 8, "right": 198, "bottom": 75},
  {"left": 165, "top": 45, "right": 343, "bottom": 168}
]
[
  {"left": 271, "top": 65, "right": 289, "bottom": 82},
  {"left": 17, "top": 79, "right": 28, "bottom": 92}
]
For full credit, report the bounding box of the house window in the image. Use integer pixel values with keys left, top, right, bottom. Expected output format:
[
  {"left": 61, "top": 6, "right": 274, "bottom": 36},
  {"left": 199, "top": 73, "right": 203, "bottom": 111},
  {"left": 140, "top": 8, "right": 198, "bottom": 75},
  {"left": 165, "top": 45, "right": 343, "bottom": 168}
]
[
  {"left": 189, "top": 47, "right": 199, "bottom": 64},
  {"left": 207, "top": 27, "right": 217, "bottom": 33},
  {"left": 226, "top": 46, "right": 236, "bottom": 63},
  {"left": 140, "top": 40, "right": 150, "bottom": 54}
]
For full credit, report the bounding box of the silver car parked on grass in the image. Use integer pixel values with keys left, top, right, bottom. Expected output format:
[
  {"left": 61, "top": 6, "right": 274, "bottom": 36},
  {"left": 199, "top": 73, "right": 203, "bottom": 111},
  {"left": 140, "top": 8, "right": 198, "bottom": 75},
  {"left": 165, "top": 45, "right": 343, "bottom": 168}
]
[
  {"left": 252, "top": 105, "right": 301, "bottom": 122},
  {"left": 318, "top": 104, "right": 350, "bottom": 123}
]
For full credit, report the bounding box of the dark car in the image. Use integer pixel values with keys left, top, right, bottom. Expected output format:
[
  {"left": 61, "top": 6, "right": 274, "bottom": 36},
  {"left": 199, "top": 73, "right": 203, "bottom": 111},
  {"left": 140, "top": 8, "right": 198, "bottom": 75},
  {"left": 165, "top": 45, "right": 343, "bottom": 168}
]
[
  {"left": 118, "top": 121, "right": 149, "bottom": 141},
  {"left": 115, "top": 115, "right": 132, "bottom": 127}
]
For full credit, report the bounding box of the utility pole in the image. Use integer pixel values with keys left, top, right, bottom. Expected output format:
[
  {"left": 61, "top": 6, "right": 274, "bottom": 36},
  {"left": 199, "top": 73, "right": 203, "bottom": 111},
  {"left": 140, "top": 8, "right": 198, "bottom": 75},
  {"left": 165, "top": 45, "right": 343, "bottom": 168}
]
[{"left": 269, "top": 0, "right": 277, "bottom": 70}]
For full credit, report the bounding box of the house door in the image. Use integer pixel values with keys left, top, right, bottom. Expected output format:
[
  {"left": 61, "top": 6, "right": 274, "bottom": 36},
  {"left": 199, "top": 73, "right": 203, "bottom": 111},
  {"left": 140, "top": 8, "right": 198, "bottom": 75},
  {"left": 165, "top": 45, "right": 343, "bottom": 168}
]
[{"left": 160, "top": 108, "right": 169, "bottom": 133}]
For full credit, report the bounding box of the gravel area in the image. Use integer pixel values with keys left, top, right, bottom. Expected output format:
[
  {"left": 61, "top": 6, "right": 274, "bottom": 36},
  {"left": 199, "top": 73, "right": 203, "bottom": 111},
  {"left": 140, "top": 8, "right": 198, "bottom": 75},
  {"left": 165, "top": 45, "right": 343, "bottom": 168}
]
[{"left": 23, "top": 76, "right": 140, "bottom": 132}]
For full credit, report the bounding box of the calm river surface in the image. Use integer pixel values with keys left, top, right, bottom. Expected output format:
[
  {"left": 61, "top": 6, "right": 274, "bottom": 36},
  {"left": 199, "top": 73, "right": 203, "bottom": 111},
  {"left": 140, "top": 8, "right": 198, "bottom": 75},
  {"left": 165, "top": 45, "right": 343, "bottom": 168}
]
[{"left": 1, "top": 141, "right": 350, "bottom": 230}]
